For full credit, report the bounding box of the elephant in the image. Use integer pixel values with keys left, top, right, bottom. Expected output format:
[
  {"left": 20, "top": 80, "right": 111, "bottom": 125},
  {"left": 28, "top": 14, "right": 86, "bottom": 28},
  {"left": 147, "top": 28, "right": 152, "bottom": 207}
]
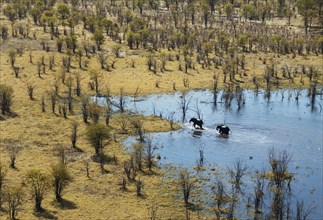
[
  {"left": 216, "top": 124, "right": 231, "bottom": 135},
  {"left": 189, "top": 117, "right": 204, "bottom": 129}
]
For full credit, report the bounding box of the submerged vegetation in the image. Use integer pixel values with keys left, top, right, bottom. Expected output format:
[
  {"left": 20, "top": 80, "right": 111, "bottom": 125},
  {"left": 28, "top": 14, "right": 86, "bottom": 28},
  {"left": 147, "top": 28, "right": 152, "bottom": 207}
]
[{"left": 0, "top": 0, "right": 322, "bottom": 219}]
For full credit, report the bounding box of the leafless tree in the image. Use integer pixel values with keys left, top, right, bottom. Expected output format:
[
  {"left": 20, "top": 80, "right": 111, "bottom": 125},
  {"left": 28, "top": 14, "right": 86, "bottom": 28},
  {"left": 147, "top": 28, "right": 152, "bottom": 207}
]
[
  {"left": 117, "top": 114, "right": 129, "bottom": 133},
  {"left": 81, "top": 97, "right": 89, "bottom": 123},
  {"left": 193, "top": 100, "right": 202, "bottom": 119},
  {"left": 3, "top": 140, "right": 23, "bottom": 169},
  {"left": 97, "top": 51, "right": 108, "bottom": 69},
  {"left": 148, "top": 202, "right": 159, "bottom": 220},
  {"left": 136, "top": 177, "right": 144, "bottom": 197},
  {"left": 213, "top": 179, "right": 228, "bottom": 220},
  {"left": 179, "top": 168, "right": 195, "bottom": 205},
  {"left": 132, "top": 143, "right": 144, "bottom": 171},
  {"left": 75, "top": 72, "right": 81, "bottom": 96},
  {"left": 296, "top": 200, "right": 315, "bottom": 220},
  {"left": 0, "top": 162, "right": 6, "bottom": 209},
  {"left": 26, "top": 83, "right": 35, "bottom": 100},
  {"left": 144, "top": 136, "right": 158, "bottom": 171},
  {"left": 228, "top": 159, "right": 247, "bottom": 193},
  {"left": 5, "top": 186, "right": 23, "bottom": 220},
  {"left": 179, "top": 92, "right": 191, "bottom": 122},
  {"left": 71, "top": 121, "right": 78, "bottom": 148},
  {"left": 253, "top": 170, "right": 266, "bottom": 215},
  {"left": 268, "top": 148, "right": 292, "bottom": 189},
  {"left": 131, "top": 116, "right": 145, "bottom": 142}
]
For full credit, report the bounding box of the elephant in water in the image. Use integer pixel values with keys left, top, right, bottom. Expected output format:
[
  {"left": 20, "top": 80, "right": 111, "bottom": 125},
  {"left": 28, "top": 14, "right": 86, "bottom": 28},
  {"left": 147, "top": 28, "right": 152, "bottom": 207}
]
[
  {"left": 216, "top": 124, "right": 231, "bottom": 135},
  {"left": 189, "top": 117, "right": 204, "bottom": 129}
]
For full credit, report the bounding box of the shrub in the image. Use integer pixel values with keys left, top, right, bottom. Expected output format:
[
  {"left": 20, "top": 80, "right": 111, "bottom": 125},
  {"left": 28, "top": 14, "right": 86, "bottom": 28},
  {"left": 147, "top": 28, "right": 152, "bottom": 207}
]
[{"left": 0, "top": 84, "right": 14, "bottom": 115}]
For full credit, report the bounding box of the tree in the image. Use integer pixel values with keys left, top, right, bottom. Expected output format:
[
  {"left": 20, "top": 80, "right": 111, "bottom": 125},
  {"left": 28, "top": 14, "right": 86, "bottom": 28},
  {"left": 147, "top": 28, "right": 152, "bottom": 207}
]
[
  {"left": 26, "top": 170, "right": 50, "bottom": 212},
  {"left": 71, "top": 121, "right": 78, "bottom": 148},
  {"left": 86, "top": 123, "right": 110, "bottom": 156},
  {"left": 93, "top": 29, "right": 105, "bottom": 50},
  {"left": 3, "top": 139, "right": 22, "bottom": 169},
  {"left": 0, "top": 162, "right": 6, "bottom": 209},
  {"left": 56, "top": 3, "right": 70, "bottom": 20},
  {"left": 8, "top": 50, "right": 16, "bottom": 67},
  {"left": 97, "top": 51, "right": 108, "bottom": 69},
  {"left": 29, "top": 6, "right": 42, "bottom": 25},
  {"left": 50, "top": 163, "right": 73, "bottom": 200},
  {"left": 89, "top": 69, "right": 101, "bottom": 95},
  {"left": 5, "top": 186, "right": 23, "bottom": 220},
  {"left": 200, "top": 0, "right": 211, "bottom": 28},
  {"left": 144, "top": 136, "right": 158, "bottom": 171},
  {"left": 213, "top": 180, "right": 229, "bottom": 219},
  {"left": 296, "top": 0, "right": 317, "bottom": 35},
  {"left": 0, "top": 84, "right": 14, "bottom": 115},
  {"left": 65, "top": 35, "right": 77, "bottom": 53},
  {"left": 137, "top": 0, "right": 146, "bottom": 15},
  {"left": 224, "top": 4, "right": 234, "bottom": 20},
  {"left": 241, "top": 4, "right": 256, "bottom": 20},
  {"left": 179, "top": 92, "right": 191, "bottom": 122},
  {"left": 179, "top": 168, "right": 196, "bottom": 205},
  {"left": 111, "top": 45, "right": 122, "bottom": 58},
  {"left": 41, "top": 10, "right": 56, "bottom": 35}
]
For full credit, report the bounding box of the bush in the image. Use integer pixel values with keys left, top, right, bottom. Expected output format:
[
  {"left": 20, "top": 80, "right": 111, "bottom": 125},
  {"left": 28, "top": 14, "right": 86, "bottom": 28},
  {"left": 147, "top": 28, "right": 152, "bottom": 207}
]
[
  {"left": 86, "top": 123, "right": 110, "bottom": 156},
  {"left": 0, "top": 84, "right": 14, "bottom": 115}
]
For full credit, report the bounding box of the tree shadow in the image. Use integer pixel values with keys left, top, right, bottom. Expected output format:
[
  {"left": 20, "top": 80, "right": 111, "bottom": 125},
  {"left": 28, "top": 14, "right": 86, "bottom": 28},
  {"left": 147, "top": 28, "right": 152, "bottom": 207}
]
[
  {"left": 72, "top": 146, "right": 84, "bottom": 152},
  {"left": 91, "top": 154, "right": 117, "bottom": 165},
  {"left": 34, "top": 208, "right": 57, "bottom": 219},
  {"left": 186, "top": 202, "right": 203, "bottom": 212},
  {"left": 52, "top": 198, "right": 78, "bottom": 210},
  {"left": 0, "top": 112, "right": 18, "bottom": 121}
]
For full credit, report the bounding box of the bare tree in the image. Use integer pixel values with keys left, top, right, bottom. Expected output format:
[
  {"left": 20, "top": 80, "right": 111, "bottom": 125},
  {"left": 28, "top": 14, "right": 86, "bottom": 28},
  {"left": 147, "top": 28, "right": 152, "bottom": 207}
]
[
  {"left": 75, "top": 72, "right": 81, "bottom": 96},
  {"left": 41, "top": 95, "right": 45, "bottom": 112},
  {"left": 112, "top": 88, "right": 126, "bottom": 113},
  {"left": 179, "top": 168, "right": 195, "bottom": 205},
  {"left": 81, "top": 97, "right": 89, "bottom": 123},
  {"left": 132, "top": 143, "right": 144, "bottom": 171},
  {"left": 296, "top": 200, "right": 315, "bottom": 220},
  {"left": 71, "top": 121, "right": 78, "bottom": 148},
  {"left": 179, "top": 92, "right": 191, "bottom": 122},
  {"left": 27, "top": 83, "right": 35, "bottom": 100},
  {"left": 3, "top": 140, "right": 22, "bottom": 169},
  {"left": 136, "top": 177, "right": 144, "bottom": 197},
  {"left": 227, "top": 159, "right": 247, "bottom": 193},
  {"left": 213, "top": 180, "right": 229, "bottom": 220},
  {"left": 253, "top": 170, "right": 266, "bottom": 215},
  {"left": 268, "top": 148, "right": 292, "bottom": 189},
  {"left": 89, "top": 70, "right": 101, "bottom": 95},
  {"left": 0, "top": 162, "right": 6, "bottom": 209},
  {"left": 193, "top": 100, "right": 202, "bottom": 119},
  {"left": 5, "top": 186, "right": 23, "bottom": 220},
  {"left": 144, "top": 136, "right": 158, "bottom": 171},
  {"left": 148, "top": 202, "right": 159, "bottom": 220},
  {"left": 117, "top": 114, "right": 129, "bottom": 133},
  {"left": 131, "top": 116, "right": 145, "bottom": 142},
  {"left": 196, "top": 146, "right": 204, "bottom": 169},
  {"left": 97, "top": 51, "right": 108, "bottom": 69}
]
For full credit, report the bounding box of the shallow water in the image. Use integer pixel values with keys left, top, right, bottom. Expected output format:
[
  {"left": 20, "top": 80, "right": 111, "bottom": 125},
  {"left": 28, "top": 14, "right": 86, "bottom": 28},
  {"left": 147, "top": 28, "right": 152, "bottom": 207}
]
[{"left": 97, "top": 89, "right": 323, "bottom": 218}]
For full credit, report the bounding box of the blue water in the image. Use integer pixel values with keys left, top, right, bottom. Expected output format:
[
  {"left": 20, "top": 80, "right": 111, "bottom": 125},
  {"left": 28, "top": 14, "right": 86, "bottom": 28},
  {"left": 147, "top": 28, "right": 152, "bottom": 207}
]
[{"left": 97, "top": 89, "right": 323, "bottom": 218}]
